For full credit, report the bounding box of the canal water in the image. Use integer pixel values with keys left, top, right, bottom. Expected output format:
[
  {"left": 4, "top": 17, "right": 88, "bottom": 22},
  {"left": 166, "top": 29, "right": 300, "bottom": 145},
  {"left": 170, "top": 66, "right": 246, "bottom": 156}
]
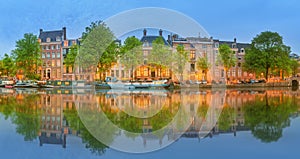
[{"left": 0, "top": 88, "right": 299, "bottom": 159}]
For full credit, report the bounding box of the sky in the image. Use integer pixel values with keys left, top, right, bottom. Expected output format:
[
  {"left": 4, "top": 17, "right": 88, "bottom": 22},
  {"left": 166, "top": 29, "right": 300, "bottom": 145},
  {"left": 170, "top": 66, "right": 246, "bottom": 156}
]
[{"left": 0, "top": 0, "right": 300, "bottom": 57}]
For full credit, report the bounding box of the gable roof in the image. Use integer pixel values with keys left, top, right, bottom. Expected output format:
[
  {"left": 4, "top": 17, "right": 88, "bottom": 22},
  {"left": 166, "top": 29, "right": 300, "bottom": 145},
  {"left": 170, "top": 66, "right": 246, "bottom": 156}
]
[
  {"left": 39, "top": 30, "right": 64, "bottom": 43},
  {"left": 140, "top": 36, "right": 170, "bottom": 46}
]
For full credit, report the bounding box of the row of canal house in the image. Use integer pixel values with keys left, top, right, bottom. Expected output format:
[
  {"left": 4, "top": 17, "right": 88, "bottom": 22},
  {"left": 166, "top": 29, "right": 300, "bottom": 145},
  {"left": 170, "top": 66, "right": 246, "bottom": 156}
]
[{"left": 38, "top": 27, "right": 253, "bottom": 83}]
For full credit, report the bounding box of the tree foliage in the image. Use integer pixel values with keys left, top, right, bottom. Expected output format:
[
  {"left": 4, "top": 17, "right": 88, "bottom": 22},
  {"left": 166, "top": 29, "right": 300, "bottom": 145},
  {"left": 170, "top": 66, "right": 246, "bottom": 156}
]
[
  {"left": 77, "top": 21, "right": 116, "bottom": 78},
  {"left": 218, "top": 44, "right": 236, "bottom": 76},
  {"left": 196, "top": 56, "right": 211, "bottom": 80},
  {"left": 244, "top": 31, "right": 291, "bottom": 80},
  {"left": 173, "top": 45, "right": 188, "bottom": 81},
  {"left": 148, "top": 37, "right": 172, "bottom": 69},
  {"left": 64, "top": 44, "right": 79, "bottom": 67},
  {"left": 12, "top": 33, "right": 41, "bottom": 79},
  {"left": 0, "top": 53, "right": 15, "bottom": 76},
  {"left": 119, "top": 36, "right": 143, "bottom": 79}
]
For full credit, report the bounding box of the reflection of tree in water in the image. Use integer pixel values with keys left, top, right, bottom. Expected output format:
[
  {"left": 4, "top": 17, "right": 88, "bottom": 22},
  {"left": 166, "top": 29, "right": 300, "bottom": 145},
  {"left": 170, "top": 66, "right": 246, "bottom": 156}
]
[
  {"left": 0, "top": 94, "right": 41, "bottom": 141},
  {"left": 244, "top": 93, "right": 298, "bottom": 143},
  {"left": 101, "top": 102, "right": 179, "bottom": 133},
  {"left": 64, "top": 106, "right": 109, "bottom": 155},
  {"left": 0, "top": 95, "right": 17, "bottom": 120},
  {"left": 197, "top": 103, "right": 209, "bottom": 120},
  {"left": 218, "top": 105, "right": 235, "bottom": 131}
]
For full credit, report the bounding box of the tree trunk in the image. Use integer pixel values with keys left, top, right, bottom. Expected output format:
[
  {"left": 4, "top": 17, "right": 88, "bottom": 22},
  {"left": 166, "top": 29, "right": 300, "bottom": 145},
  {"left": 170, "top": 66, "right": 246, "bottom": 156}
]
[{"left": 265, "top": 67, "right": 269, "bottom": 81}]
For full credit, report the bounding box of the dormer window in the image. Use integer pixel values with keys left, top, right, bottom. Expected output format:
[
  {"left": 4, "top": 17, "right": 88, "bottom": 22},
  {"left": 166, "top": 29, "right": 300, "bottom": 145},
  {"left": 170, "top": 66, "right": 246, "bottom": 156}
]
[
  {"left": 46, "top": 37, "right": 51, "bottom": 42},
  {"left": 56, "top": 36, "right": 61, "bottom": 42},
  {"left": 232, "top": 44, "right": 236, "bottom": 48},
  {"left": 214, "top": 43, "right": 219, "bottom": 48},
  {"left": 143, "top": 40, "right": 149, "bottom": 47}
]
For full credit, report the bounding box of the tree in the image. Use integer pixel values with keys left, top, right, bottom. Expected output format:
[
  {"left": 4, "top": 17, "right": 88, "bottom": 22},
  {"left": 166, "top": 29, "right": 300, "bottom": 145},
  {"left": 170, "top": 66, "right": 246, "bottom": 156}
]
[
  {"left": 196, "top": 57, "right": 211, "bottom": 80},
  {"left": 64, "top": 44, "right": 79, "bottom": 67},
  {"left": 173, "top": 45, "right": 188, "bottom": 81},
  {"left": 119, "top": 36, "right": 143, "bottom": 80},
  {"left": 244, "top": 31, "right": 291, "bottom": 81},
  {"left": 1, "top": 53, "right": 15, "bottom": 77},
  {"left": 12, "top": 33, "right": 41, "bottom": 80},
  {"left": 218, "top": 44, "right": 236, "bottom": 83},
  {"left": 148, "top": 37, "right": 173, "bottom": 70},
  {"left": 77, "top": 21, "right": 116, "bottom": 79}
]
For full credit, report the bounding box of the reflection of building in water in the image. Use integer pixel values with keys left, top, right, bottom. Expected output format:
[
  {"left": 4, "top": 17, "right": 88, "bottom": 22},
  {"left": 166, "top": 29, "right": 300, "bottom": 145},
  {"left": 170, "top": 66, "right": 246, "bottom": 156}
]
[
  {"left": 38, "top": 94, "right": 69, "bottom": 148},
  {"left": 1, "top": 88, "right": 300, "bottom": 148}
]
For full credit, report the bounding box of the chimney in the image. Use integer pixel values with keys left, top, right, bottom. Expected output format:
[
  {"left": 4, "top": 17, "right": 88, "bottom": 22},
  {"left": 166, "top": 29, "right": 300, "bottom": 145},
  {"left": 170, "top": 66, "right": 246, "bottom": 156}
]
[
  {"left": 39, "top": 29, "right": 43, "bottom": 34},
  {"left": 159, "top": 29, "right": 163, "bottom": 36},
  {"left": 63, "top": 27, "right": 66, "bottom": 40},
  {"left": 143, "top": 29, "right": 147, "bottom": 36},
  {"left": 234, "top": 38, "right": 236, "bottom": 43}
]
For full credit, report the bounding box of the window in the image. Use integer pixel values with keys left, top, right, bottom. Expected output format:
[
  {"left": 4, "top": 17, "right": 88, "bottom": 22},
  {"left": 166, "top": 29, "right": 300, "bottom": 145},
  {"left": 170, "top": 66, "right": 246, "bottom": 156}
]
[
  {"left": 46, "top": 37, "right": 51, "bottom": 42},
  {"left": 190, "top": 63, "right": 195, "bottom": 72},
  {"left": 52, "top": 61, "right": 55, "bottom": 67},
  {"left": 238, "top": 57, "right": 242, "bottom": 61},
  {"left": 47, "top": 61, "right": 51, "bottom": 67},
  {"left": 52, "top": 52, "right": 55, "bottom": 58},
  {"left": 190, "top": 51, "right": 195, "bottom": 60},
  {"left": 111, "top": 70, "right": 114, "bottom": 77},
  {"left": 238, "top": 69, "right": 242, "bottom": 77},
  {"left": 232, "top": 70, "right": 236, "bottom": 77},
  {"left": 42, "top": 53, "right": 45, "bottom": 58},
  {"left": 46, "top": 45, "right": 49, "bottom": 50},
  {"left": 57, "top": 44, "right": 60, "bottom": 49},
  {"left": 56, "top": 52, "right": 61, "bottom": 58},
  {"left": 47, "top": 52, "right": 51, "bottom": 58},
  {"left": 56, "top": 36, "right": 61, "bottom": 42},
  {"left": 57, "top": 60, "right": 61, "bottom": 67},
  {"left": 238, "top": 63, "right": 241, "bottom": 67},
  {"left": 215, "top": 50, "right": 219, "bottom": 54},
  {"left": 202, "top": 45, "right": 207, "bottom": 49},
  {"left": 116, "top": 70, "right": 119, "bottom": 77},
  {"left": 143, "top": 67, "right": 148, "bottom": 76},
  {"left": 143, "top": 50, "right": 148, "bottom": 57},
  {"left": 214, "top": 43, "right": 219, "bottom": 48},
  {"left": 121, "top": 70, "right": 124, "bottom": 78},
  {"left": 51, "top": 45, "right": 55, "bottom": 50}
]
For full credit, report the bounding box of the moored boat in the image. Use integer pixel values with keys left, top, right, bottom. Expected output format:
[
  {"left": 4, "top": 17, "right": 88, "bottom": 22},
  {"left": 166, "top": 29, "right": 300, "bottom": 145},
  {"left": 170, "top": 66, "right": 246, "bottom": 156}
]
[{"left": 5, "top": 85, "right": 14, "bottom": 89}]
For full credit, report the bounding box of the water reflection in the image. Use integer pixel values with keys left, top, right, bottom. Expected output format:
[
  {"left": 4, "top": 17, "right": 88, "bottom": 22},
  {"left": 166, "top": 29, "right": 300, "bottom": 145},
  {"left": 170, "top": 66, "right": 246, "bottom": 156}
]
[{"left": 0, "top": 88, "right": 299, "bottom": 154}]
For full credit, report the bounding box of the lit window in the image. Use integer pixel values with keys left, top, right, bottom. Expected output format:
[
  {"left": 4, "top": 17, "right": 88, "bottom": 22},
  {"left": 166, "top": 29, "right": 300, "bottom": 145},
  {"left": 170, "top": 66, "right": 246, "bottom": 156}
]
[
  {"left": 57, "top": 60, "right": 61, "bottom": 67},
  {"left": 144, "top": 67, "right": 148, "bottom": 76},
  {"left": 190, "top": 51, "right": 195, "bottom": 60}
]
